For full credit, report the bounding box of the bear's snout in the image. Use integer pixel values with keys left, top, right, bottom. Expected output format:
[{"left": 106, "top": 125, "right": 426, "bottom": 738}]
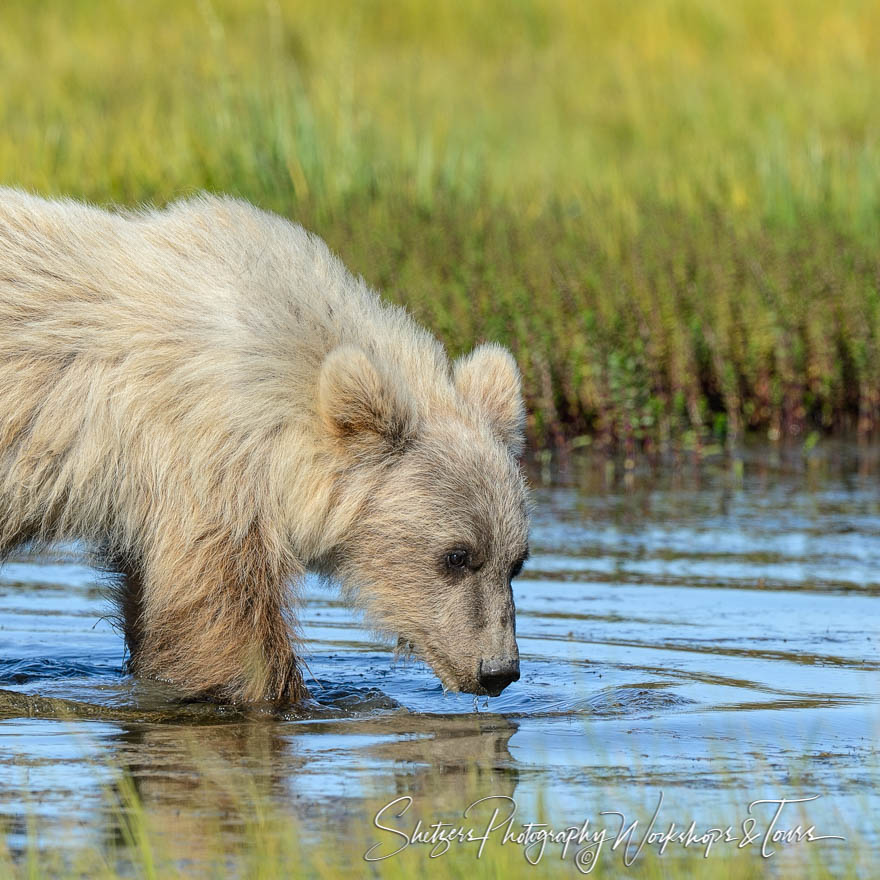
[{"left": 477, "top": 654, "right": 520, "bottom": 696}]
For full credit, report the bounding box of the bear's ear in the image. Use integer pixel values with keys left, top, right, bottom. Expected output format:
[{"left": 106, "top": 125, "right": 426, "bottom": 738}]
[
  {"left": 317, "top": 346, "right": 415, "bottom": 458},
  {"left": 454, "top": 343, "right": 526, "bottom": 455}
]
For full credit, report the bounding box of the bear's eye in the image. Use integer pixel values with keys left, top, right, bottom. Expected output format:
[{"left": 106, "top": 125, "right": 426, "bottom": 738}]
[{"left": 445, "top": 550, "right": 469, "bottom": 571}]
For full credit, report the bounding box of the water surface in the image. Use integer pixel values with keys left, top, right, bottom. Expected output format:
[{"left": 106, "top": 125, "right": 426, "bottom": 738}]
[{"left": 0, "top": 443, "right": 877, "bottom": 870}]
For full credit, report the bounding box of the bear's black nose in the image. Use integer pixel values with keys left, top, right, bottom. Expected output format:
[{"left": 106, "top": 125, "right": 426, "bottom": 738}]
[{"left": 477, "top": 656, "right": 520, "bottom": 695}]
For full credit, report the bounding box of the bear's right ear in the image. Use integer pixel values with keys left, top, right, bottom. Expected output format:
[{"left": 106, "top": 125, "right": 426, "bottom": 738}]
[
  {"left": 454, "top": 342, "right": 526, "bottom": 456},
  {"left": 317, "top": 346, "right": 415, "bottom": 458}
]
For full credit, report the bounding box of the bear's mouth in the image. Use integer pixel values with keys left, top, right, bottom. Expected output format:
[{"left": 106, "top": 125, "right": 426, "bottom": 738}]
[{"left": 394, "top": 636, "right": 480, "bottom": 694}]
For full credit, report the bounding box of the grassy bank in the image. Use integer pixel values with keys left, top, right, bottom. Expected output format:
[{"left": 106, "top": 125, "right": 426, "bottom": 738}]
[{"left": 1, "top": 0, "right": 878, "bottom": 447}]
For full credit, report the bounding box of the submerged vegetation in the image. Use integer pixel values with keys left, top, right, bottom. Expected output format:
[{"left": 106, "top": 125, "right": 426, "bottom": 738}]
[
  {"left": 1, "top": 0, "right": 878, "bottom": 448},
  {"left": 0, "top": 752, "right": 869, "bottom": 879}
]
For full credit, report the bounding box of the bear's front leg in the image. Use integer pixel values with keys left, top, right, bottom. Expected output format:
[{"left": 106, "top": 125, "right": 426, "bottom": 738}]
[{"left": 124, "top": 525, "right": 307, "bottom": 705}]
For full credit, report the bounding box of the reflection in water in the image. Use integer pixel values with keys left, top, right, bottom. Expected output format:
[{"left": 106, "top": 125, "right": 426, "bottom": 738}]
[{"left": 0, "top": 442, "right": 877, "bottom": 864}]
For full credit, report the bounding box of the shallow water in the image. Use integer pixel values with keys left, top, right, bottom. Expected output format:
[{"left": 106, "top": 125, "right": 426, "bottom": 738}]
[{"left": 0, "top": 442, "right": 877, "bottom": 871}]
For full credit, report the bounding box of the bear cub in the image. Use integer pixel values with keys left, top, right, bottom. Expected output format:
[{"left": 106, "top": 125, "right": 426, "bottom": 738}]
[{"left": 0, "top": 190, "right": 529, "bottom": 703}]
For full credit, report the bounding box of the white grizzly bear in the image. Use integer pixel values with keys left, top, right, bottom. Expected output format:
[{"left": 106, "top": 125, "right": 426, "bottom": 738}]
[{"left": 0, "top": 189, "right": 530, "bottom": 704}]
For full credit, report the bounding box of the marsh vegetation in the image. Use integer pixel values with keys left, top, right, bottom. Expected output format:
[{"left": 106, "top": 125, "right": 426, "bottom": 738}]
[{"left": 2, "top": 0, "right": 878, "bottom": 446}]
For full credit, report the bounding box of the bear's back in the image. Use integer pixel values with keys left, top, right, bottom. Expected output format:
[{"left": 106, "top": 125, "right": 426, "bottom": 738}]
[{"left": 0, "top": 189, "right": 451, "bottom": 439}]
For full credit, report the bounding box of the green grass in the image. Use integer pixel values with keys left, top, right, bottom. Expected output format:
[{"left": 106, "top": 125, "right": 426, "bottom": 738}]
[
  {"left": 1, "top": 0, "right": 879, "bottom": 447},
  {"left": 0, "top": 759, "right": 869, "bottom": 879}
]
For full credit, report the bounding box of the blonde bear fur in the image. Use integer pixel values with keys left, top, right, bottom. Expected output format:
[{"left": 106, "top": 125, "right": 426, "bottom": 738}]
[{"left": 0, "top": 190, "right": 530, "bottom": 704}]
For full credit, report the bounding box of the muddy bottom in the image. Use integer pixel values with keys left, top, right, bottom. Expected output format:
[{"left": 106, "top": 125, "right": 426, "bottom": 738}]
[{"left": 0, "top": 442, "right": 877, "bottom": 870}]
